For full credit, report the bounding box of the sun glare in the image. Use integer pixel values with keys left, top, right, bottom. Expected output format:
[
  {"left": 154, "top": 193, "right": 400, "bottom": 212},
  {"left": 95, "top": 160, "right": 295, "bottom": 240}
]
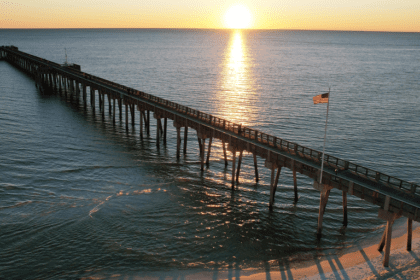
[{"left": 224, "top": 4, "right": 252, "bottom": 29}]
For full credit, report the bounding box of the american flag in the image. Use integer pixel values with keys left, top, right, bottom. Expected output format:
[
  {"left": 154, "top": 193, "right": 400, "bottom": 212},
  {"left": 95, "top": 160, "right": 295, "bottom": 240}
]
[{"left": 313, "top": 92, "right": 329, "bottom": 104}]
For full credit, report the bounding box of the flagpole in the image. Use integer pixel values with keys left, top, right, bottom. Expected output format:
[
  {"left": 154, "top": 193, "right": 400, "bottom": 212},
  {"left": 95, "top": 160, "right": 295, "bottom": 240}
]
[{"left": 319, "top": 89, "right": 330, "bottom": 185}]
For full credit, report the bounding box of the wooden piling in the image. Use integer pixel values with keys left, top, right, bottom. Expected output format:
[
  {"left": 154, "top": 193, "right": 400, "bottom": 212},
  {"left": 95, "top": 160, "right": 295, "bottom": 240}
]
[
  {"left": 125, "top": 103, "right": 129, "bottom": 130},
  {"left": 231, "top": 150, "right": 236, "bottom": 189},
  {"left": 49, "top": 74, "right": 53, "bottom": 89},
  {"left": 253, "top": 153, "right": 259, "bottom": 182},
  {"left": 76, "top": 81, "right": 80, "bottom": 97},
  {"left": 130, "top": 104, "right": 135, "bottom": 127},
  {"left": 61, "top": 77, "right": 65, "bottom": 95},
  {"left": 176, "top": 127, "right": 181, "bottom": 159},
  {"left": 156, "top": 117, "right": 160, "bottom": 149},
  {"left": 44, "top": 73, "right": 48, "bottom": 88},
  {"left": 118, "top": 98, "right": 122, "bottom": 120},
  {"left": 91, "top": 88, "right": 95, "bottom": 110},
  {"left": 88, "top": 86, "right": 92, "bottom": 105},
  {"left": 59, "top": 76, "right": 63, "bottom": 93},
  {"left": 183, "top": 126, "right": 188, "bottom": 154},
  {"left": 407, "top": 218, "right": 412, "bottom": 251},
  {"left": 75, "top": 82, "right": 80, "bottom": 105},
  {"left": 378, "top": 226, "right": 387, "bottom": 252},
  {"left": 48, "top": 74, "right": 52, "bottom": 88},
  {"left": 69, "top": 79, "right": 72, "bottom": 93},
  {"left": 236, "top": 150, "right": 243, "bottom": 183},
  {"left": 69, "top": 80, "right": 74, "bottom": 101},
  {"left": 83, "top": 85, "right": 87, "bottom": 104},
  {"left": 139, "top": 110, "right": 143, "bottom": 139},
  {"left": 383, "top": 219, "right": 393, "bottom": 267},
  {"left": 55, "top": 74, "right": 61, "bottom": 91},
  {"left": 223, "top": 142, "right": 228, "bottom": 166},
  {"left": 269, "top": 165, "right": 275, "bottom": 208},
  {"left": 293, "top": 163, "right": 298, "bottom": 202},
  {"left": 197, "top": 136, "right": 203, "bottom": 157},
  {"left": 163, "top": 118, "right": 167, "bottom": 144},
  {"left": 108, "top": 94, "right": 112, "bottom": 114},
  {"left": 64, "top": 78, "right": 68, "bottom": 97},
  {"left": 377, "top": 209, "right": 403, "bottom": 267},
  {"left": 113, "top": 98, "right": 116, "bottom": 122},
  {"left": 206, "top": 137, "right": 212, "bottom": 166},
  {"left": 201, "top": 139, "right": 206, "bottom": 171},
  {"left": 101, "top": 92, "right": 105, "bottom": 115},
  {"left": 100, "top": 92, "right": 104, "bottom": 115},
  {"left": 71, "top": 80, "right": 75, "bottom": 99},
  {"left": 102, "top": 93, "right": 105, "bottom": 113},
  {"left": 158, "top": 119, "right": 163, "bottom": 136},
  {"left": 317, "top": 185, "right": 332, "bottom": 238},
  {"left": 100, "top": 92, "right": 104, "bottom": 112},
  {"left": 147, "top": 111, "right": 150, "bottom": 135},
  {"left": 269, "top": 166, "right": 282, "bottom": 209},
  {"left": 141, "top": 111, "right": 145, "bottom": 132},
  {"left": 343, "top": 191, "right": 348, "bottom": 227}
]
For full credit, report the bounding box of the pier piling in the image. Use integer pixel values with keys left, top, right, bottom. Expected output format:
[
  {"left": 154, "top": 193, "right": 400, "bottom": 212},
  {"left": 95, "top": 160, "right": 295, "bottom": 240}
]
[
  {"left": 231, "top": 150, "right": 236, "bottom": 189},
  {"left": 236, "top": 150, "right": 243, "bottom": 183},
  {"left": 183, "top": 126, "right": 188, "bottom": 154},
  {"left": 253, "top": 154, "right": 259, "bottom": 183},
  {"left": 223, "top": 142, "right": 228, "bottom": 166},
  {"left": 206, "top": 137, "right": 212, "bottom": 166}
]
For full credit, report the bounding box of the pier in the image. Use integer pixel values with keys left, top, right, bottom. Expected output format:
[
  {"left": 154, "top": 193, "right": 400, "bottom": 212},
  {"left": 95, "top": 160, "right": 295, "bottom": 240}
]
[{"left": 1, "top": 45, "right": 419, "bottom": 267}]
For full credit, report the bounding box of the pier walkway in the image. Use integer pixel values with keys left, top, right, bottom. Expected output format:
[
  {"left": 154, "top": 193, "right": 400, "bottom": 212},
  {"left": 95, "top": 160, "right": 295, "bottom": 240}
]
[{"left": 1, "top": 45, "right": 419, "bottom": 266}]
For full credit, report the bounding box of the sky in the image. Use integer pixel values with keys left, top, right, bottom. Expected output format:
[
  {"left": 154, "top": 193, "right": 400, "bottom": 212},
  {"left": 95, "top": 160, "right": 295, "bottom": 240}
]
[{"left": 1, "top": 0, "right": 419, "bottom": 32}]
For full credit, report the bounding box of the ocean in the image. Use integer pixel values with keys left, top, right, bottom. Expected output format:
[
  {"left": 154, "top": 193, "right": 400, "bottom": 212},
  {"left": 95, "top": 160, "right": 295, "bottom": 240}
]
[{"left": 0, "top": 29, "right": 419, "bottom": 279}]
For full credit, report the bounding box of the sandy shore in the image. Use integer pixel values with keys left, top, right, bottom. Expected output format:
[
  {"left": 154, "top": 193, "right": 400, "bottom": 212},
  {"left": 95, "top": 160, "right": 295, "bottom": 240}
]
[
  {"left": 234, "top": 222, "right": 420, "bottom": 280},
  {"left": 89, "top": 221, "right": 420, "bottom": 280}
]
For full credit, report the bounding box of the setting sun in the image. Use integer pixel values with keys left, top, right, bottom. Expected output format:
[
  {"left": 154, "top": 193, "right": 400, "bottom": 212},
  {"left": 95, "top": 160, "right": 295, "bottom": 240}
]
[{"left": 224, "top": 4, "right": 253, "bottom": 29}]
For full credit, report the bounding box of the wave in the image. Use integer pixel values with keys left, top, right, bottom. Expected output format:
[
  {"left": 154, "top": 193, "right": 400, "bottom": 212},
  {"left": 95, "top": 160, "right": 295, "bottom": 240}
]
[{"left": 0, "top": 200, "right": 33, "bottom": 209}]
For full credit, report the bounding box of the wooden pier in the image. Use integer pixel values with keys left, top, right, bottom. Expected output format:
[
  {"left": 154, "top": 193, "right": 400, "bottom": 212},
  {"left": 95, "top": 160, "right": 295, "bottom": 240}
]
[{"left": 1, "top": 45, "right": 419, "bottom": 267}]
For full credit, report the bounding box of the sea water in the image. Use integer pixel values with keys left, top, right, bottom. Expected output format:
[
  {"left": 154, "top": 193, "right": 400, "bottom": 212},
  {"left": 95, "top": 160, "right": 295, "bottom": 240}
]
[{"left": 0, "top": 29, "right": 419, "bottom": 279}]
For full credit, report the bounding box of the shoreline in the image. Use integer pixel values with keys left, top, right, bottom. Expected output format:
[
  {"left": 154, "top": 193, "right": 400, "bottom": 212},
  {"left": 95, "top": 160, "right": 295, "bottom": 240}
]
[
  {"left": 93, "top": 221, "right": 419, "bottom": 279},
  {"left": 233, "top": 221, "right": 420, "bottom": 280}
]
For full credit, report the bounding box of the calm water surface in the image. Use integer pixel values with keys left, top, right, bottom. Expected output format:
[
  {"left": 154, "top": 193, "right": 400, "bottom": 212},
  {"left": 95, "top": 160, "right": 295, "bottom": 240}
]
[{"left": 0, "top": 29, "right": 419, "bottom": 279}]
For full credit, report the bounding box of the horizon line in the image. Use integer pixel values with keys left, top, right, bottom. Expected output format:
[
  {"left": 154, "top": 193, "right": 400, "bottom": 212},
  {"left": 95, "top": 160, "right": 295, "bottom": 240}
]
[{"left": 1, "top": 27, "right": 419, "bottom": 33}]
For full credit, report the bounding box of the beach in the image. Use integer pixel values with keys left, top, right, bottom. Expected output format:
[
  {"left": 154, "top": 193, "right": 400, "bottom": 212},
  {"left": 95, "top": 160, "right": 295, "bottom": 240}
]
[
  {"left": 238, "top": 223, "right": 420, "bottom": 280},
  {"left": 219, "top": 221, "right": 420, "bottom": 280}
]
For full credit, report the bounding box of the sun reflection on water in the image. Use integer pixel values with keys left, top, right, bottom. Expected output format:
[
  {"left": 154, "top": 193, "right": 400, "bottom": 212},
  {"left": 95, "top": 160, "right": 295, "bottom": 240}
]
[{"left": 217, "top": 30, "right": 258, "bottom": 126}]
